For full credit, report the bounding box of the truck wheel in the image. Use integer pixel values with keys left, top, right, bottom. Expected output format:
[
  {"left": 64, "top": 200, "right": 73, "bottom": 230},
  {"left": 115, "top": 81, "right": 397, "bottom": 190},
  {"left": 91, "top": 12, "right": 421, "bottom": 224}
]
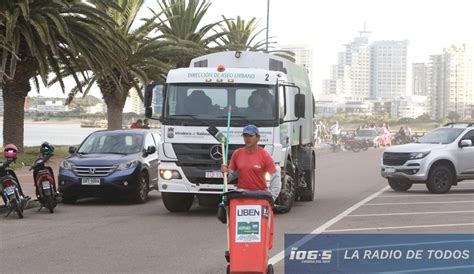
[
  {"left": 427, "top": 165, "right": 453, "bottom": 194},
  {"left": 162, "top": 192, "right": 194, "bottom": 212},
  {"left": 299, "top": 156, "right": 315, "bottom": 201},
  {"left": 388, "top": 178, "right": 413, "bottom": 191},
  {"left": 274, "top": 164, "right": 296, "bottom": 214}
]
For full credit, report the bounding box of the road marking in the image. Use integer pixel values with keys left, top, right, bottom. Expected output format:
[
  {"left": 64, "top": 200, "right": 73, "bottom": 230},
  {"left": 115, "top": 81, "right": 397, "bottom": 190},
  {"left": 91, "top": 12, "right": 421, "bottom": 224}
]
[
  {"left": 348, "top": 210, "right": 474, "bottom": 217},
  {"left": 268, "top": 185, "right": 390, "bottom": 266},
  {"left": 378, "top": 193, "right": 474, "bottom": 198},
  {"left": 365, "top": 200, "right": 474, "bottom": 205},
  {"left": 325, "top": 223, "right": 474, "bottom": 232}
]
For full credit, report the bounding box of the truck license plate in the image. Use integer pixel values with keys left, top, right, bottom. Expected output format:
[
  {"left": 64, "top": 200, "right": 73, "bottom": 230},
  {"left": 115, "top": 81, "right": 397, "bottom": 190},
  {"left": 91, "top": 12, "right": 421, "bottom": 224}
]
[
  {"left": 385, "top": 167, "right": 395, "bottom": 173},
  {"left": 81, "top": 178, "right": 101, "bottom": 185},
  {"left": 205, "top": 171, "right": 223, "bottom": 178}
]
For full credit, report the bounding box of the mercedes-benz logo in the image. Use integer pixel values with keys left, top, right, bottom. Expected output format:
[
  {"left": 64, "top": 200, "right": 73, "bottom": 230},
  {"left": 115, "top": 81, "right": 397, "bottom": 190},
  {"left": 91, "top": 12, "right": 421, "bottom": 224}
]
[
  {"left": 209, "top": 145, "right": 223, "bottom": 160},
  {"left": 89, "top": 168, "right": 96, "bottom": 174}
]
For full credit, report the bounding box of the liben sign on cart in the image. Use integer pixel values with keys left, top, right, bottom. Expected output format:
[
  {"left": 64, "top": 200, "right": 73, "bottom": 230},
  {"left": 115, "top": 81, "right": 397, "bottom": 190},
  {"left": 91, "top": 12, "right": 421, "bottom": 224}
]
[
  {"left": 284, "top": 234, "right": 473, "bottom": 273},
  {"left": 235, "top": 205, "right": 262, "bottom": 243}
]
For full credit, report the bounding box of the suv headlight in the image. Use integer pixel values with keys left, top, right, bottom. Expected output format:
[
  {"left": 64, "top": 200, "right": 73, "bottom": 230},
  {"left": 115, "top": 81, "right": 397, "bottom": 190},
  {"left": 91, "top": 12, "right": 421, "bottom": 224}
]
[
  {"left": 116, "top": 160, "right": 139, "bottom": 170},
  {"left": 61, "top": 160, "right": 73, "bottom": 170},
  {"left": 409, "top": 151, "right": 430, "bottom": 160}
]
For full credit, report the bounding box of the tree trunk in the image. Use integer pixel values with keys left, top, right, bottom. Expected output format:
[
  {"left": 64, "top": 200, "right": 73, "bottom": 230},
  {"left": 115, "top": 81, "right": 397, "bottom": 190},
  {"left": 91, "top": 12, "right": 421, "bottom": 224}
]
[
  {"left": 2, "top": 63, "right": 33, "bottom": 152},
  {"left": 99, "top": 78, "right": 130, "bottom": 130}
]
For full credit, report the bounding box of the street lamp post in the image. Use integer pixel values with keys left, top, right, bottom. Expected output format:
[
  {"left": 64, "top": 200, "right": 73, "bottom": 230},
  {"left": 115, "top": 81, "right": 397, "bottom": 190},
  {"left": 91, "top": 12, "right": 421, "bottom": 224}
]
[{"left": 265, "top": 0, "right": 270, "bottom": 52}]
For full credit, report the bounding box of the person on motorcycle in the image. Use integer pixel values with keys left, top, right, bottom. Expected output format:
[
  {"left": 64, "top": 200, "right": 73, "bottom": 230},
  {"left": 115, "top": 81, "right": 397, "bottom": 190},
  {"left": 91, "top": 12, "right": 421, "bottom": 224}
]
[
  {"left": 1, "top": 144, "right": 29, "bottom": 206},
  {"left": 220, "top": 125, "right": 281, "bottom": 201}
]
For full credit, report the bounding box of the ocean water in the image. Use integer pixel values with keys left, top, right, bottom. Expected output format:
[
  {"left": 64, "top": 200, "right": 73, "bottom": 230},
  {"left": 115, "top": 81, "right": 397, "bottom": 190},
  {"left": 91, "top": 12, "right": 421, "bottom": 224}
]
[{"left": 0, "top": 123, "right": 99, "bottom": 147}]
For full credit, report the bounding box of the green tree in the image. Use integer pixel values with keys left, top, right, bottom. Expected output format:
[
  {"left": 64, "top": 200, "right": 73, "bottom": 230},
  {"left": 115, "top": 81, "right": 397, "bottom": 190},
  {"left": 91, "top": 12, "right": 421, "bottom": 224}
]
[
  {"left": 154, "top": 0, "right": 224, "bottom": 68},
  {"left": 59, "top": 0, "right": 170, "bottom": 129},
  {"left": 217, "top": 15, "right": 295, "bottom": 61},
  {"left": 0, "top": 0, "right": 126, "bottom": 151}
]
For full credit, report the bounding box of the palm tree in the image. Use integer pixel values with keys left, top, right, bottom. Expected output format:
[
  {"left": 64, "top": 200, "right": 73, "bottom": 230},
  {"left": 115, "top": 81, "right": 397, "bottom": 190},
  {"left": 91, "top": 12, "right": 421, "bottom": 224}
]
[
  {"left": 217, "top": 15, "right": 295, "bottom": 62},
  {"left": 0, "top": 0, "right": 127, "bottom": 151},
  {"left": 154, "top": 0, "right": 225, "bottom": 68},
  {"left": 59, "top": 0, "right": 171, "bottom": 129},
  {"left": 217, "top": 16, "right": 266, "bottom": 51}
]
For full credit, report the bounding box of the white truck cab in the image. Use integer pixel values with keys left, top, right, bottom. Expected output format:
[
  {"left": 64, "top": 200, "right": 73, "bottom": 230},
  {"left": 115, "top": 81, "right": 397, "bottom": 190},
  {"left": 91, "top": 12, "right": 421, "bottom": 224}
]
[
  {"left": 144, "top": 51, "right": 316, "bottom": 213},
  {"left": 381, "top": 122, "right": 474, "bottom": 193}
]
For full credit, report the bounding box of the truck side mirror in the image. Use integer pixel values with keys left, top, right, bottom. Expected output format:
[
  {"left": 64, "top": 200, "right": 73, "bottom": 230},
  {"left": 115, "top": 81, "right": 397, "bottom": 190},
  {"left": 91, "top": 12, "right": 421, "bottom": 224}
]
[
  {"left": 144, "top": 84, "right": 154, "bottom": 107},
  {"left": 295, "top": 94, "right": 305, "bottom": 118},
  {"left": 460, "top": 139, "right": 472, "bottom": 148}
]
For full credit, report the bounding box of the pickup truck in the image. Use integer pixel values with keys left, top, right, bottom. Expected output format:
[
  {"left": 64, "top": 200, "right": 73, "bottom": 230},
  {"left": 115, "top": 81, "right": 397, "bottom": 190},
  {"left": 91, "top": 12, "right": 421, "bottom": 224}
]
[{"left": 381, "top": 123, "right": 474, "bottom": 193}]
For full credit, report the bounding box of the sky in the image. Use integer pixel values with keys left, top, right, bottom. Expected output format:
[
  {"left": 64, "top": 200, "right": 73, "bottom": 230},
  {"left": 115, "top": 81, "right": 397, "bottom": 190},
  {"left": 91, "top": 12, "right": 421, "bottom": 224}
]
[{"left": 34, "top": 0, "right": 474, "bottom": 98}]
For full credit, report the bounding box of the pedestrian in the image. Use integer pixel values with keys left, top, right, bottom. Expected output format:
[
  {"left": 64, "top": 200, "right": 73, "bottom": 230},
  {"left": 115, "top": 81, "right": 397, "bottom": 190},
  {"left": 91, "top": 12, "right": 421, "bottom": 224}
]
[
  {"left": 220, "top": 125, "right": 281, "bottom": 201},
  {"left": 142, "top": 119, "right": 150, "bottom": 129},
  {"left": 330, "top": 121, "right": 341, "bottom": 145}
]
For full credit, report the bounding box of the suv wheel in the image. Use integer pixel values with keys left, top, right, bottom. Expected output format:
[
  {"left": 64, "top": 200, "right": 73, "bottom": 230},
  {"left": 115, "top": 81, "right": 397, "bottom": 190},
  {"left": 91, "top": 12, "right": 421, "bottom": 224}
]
[
  {"left": 133, "top": 172, "right": 149, "bottom": 204},
  {"left": 388, "top": 178, "right": 413, "bottom": 191},
  {"left": 427, "top": 165, "right": 453, "bottom": 194}
]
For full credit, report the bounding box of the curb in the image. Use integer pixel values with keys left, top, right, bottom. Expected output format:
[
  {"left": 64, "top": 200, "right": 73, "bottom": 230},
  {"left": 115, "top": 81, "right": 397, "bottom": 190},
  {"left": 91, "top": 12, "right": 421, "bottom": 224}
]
[{"left": 0, "top": 196, "right": 62, "bottom": 215}]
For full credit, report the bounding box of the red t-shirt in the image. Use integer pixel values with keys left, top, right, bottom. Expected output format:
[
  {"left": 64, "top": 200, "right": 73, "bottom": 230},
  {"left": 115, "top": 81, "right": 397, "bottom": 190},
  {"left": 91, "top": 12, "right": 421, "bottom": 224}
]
[{"left": 229, "top": 147, "right": 277, "bottom": 191}]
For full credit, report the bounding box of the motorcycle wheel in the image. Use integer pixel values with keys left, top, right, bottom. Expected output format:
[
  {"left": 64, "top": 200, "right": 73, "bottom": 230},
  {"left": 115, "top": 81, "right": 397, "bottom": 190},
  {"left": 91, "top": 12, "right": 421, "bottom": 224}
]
[
  {"left": 351, "top": 143, "right": 361, "bottom": 152},
  {"left": 11, "top": 198, "right": 23, "bottom": 219},
  {"left": 47, "top": 192, "right": 55, "bottom": 214}
]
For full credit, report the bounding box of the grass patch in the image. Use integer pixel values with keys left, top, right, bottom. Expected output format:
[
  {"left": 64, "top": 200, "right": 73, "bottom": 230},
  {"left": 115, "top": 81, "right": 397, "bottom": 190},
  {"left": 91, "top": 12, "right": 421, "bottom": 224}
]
[{"left": 1, "top": 145, "right": 71, "bottom": 169}]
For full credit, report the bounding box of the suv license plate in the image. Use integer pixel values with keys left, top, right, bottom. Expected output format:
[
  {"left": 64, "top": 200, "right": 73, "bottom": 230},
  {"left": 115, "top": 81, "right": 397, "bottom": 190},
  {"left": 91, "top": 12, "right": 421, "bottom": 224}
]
[
  {"left": 82, "top": 178, "right": 101, "bottom": 185},
  {"left": 42, "top": 181, "right": 51, "bottom": 189},
  {"left": 205, "top": 171, "right": 223, "bottom": 178},
  {"left": 385, "top": 167, "right": 396, "bottom": 173}
]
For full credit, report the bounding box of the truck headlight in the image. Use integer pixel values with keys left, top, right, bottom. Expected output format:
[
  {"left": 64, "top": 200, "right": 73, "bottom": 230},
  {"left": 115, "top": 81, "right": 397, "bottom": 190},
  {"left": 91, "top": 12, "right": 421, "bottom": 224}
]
[
  {"left": 409, "top": 151, "right": 430, "bottom": 159},
  {"left": 61, "top": 160, "right": 73, "bottom": 170},
  {"left": 116, "top": 160, "right": 139, "bottom": 170},
  {"left": 160, "top": 169, "right": 182, "bottom": 180}
]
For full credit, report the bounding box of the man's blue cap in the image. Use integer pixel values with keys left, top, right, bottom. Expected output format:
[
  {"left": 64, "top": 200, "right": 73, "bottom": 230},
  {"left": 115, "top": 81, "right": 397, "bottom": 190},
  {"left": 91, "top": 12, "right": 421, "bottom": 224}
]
[{"left": 242, "top": 124, "right": 259, "bottom": 136}]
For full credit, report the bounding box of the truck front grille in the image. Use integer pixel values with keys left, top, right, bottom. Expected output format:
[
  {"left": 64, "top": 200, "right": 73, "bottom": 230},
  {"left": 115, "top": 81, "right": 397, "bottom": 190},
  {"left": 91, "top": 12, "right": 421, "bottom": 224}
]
[
  {"left": 172, "top": 144, "right": 243, "bottom": 166},
  {"left": 383, "top": 152, "right": 411, "bottom": 166}
]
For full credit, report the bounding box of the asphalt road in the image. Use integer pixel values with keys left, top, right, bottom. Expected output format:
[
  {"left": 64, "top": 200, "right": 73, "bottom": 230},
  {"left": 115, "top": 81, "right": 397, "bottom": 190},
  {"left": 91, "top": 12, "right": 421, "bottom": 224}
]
[{"left": 1, "top": 148, "right": 473, "bottom": 273}]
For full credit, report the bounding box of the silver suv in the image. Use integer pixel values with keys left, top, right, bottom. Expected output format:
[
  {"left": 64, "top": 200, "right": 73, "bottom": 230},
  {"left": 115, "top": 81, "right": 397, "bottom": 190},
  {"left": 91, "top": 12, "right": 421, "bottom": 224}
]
[{"left": 381, "top": 123, "right": 474, "bottom": 193}]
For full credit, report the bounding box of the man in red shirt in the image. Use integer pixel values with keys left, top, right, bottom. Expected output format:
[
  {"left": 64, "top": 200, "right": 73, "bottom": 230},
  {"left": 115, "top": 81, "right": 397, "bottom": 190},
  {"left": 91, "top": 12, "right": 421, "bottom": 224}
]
[{"left": 221, "top": 125, "right": 281, "bottom": 200}]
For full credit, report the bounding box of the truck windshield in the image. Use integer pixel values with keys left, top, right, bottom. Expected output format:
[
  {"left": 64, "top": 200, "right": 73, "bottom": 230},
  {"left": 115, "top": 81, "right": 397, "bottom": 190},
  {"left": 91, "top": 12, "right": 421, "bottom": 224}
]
[
  {"left": 417, "top": 128, "right": 464, "bottom": 144},
  {"left": 163, "top": 84, "right": 277, "bottom": 126}
]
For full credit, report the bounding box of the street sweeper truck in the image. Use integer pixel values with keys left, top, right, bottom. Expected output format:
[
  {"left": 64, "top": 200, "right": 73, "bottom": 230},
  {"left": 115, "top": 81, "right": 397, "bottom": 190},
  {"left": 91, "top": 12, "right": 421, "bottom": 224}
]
[{"left": 144, "top": 51, "right": 316, "bottom": 213}]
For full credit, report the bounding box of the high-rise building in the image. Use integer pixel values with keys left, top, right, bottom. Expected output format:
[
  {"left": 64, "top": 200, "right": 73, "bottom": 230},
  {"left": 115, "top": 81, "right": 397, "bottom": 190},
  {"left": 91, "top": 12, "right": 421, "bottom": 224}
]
[
  {"left": 321, "top": 28, "right": 371, "bottom": 100},
  {"left": 428, "top": 44, "right": 473, "bottom": 120},
  {"left": 412, "top": 63, "right": 428, "bottom": 96},
  {"left": 280, "top": 45, "right": 313, "bottom": 86},
  {"left": 370, "top": 40, "right": 408, "bottom": 99},
  {"left": 124, "top": 88, "right": 143, "bottom": 114}
]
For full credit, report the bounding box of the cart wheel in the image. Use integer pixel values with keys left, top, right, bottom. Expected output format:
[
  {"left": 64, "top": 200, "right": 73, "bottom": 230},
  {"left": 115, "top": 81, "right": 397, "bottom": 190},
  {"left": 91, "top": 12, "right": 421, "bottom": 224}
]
[
  {"left": 226, "top": 264, "right": 230, "bottom": 274},
  {"left": 266, "top": 264, "right": 274, "bottom": 274}
]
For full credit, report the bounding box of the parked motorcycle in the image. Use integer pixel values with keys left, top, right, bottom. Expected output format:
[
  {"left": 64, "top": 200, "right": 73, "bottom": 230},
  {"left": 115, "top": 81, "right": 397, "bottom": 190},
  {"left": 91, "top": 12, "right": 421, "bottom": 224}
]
[
  {"left": 31, "top": 142, "right": 57, "bottom": 213},
  {"left": 0, "top": 144, "right": 25, "bottom": 218},
  {"left": 392, "top": 132, "right": 414, "bottom": 145}
]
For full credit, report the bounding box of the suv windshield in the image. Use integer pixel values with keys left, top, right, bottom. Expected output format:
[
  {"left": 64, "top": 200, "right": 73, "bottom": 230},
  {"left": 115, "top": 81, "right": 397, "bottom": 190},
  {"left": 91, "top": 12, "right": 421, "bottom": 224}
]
[
  {"left": 164, "top": 84, "right": 277, "bottom": 126},
  {"left": 418, "top": 128, "right": 464, "bottom": 144},
  {"left": 78, "top": 132, "right": 143, "bottom": 155}
]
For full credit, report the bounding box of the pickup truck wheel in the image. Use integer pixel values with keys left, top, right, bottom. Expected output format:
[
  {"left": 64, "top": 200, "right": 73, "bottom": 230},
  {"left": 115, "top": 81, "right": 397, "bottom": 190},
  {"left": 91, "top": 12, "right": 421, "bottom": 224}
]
[
  {"left": 162, "top": 192, "right": 194, "bottom": 212},
  {"left": 388, "top": 178, "right": 413, "bottom": 191},
  {"left": 299, "top": 156, "right": 315, "bottom": 201},
  {"left": 274, "top": 165, "right": 296, "bottom": 213},
  {"left": 427, "top": 165, "right": 453, "bottom": 194}
]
